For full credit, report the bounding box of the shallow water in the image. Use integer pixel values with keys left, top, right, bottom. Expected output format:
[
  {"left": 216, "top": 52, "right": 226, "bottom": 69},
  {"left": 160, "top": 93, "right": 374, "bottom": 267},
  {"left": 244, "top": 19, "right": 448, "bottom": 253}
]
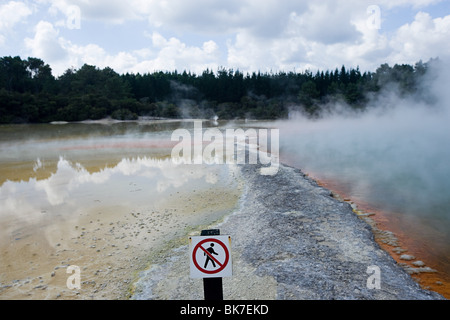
[
  {"left": 269, "top": 114, "right": 450, "bottom": 298},
  {"left": 2, "top": 118, "right": 449, "bottom": 299},
  {"left": 0, "top": 120, "right": 243, "bottom": 299}
]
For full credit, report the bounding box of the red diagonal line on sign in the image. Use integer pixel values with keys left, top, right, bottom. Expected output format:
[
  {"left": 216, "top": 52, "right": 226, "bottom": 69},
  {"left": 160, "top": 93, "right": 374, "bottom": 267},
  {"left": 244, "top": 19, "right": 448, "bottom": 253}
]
[{"left": 199, "top": 245, "right": 223, "bottom": 268}]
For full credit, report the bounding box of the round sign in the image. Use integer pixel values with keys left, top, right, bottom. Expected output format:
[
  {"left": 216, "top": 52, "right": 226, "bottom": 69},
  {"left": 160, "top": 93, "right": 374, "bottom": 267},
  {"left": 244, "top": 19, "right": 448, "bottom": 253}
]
[{"left": 192, "top": 237, "right": 230, "bottom": 274}]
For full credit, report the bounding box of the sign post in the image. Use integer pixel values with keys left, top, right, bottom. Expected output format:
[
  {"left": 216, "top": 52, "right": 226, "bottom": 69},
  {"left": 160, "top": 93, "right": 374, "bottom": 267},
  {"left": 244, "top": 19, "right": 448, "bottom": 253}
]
[{"left": 189, "top": 229, "right": 232, "bottom": 300}]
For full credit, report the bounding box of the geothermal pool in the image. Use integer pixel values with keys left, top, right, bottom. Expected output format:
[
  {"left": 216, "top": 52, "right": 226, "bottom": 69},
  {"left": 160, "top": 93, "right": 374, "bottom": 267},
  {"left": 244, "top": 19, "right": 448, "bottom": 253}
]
[
  {"left": 0, "top": 120, "right": 243, "bottom": 299},
  {"left": 1, "top": 118, "right": 449, "bottom": 299}
]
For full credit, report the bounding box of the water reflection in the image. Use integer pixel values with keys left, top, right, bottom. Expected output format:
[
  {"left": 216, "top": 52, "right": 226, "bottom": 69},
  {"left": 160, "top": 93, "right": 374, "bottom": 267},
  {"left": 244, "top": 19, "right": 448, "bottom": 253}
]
[
  {"left": 0, "top": 156, "right": 228, "bottom": 221},
  {"left": 0, "top": 120, "right": 240, "bottom": 230},
  {"left": 0, "top": 121, "right": 243, "bottom": 299}
]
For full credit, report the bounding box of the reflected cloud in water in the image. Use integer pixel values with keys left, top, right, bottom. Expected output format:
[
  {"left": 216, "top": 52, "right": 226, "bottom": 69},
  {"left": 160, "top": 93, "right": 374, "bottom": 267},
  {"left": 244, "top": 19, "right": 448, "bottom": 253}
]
[{"left": 0, "top": 156, "right": 229, "bottom": 221}]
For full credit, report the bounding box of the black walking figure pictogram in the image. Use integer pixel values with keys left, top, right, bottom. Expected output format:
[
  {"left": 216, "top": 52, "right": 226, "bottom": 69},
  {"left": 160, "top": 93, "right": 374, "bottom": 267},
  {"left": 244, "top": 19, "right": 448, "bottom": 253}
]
[{"left": 204, "top": 243, "right": 218, "bottom": 268}]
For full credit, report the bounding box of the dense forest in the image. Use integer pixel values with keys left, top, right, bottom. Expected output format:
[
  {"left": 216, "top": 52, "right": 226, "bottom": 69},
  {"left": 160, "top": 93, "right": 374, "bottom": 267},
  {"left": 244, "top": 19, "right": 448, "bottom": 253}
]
[{"left": 0, "top": 55, "right": 436, "bottom": 123}]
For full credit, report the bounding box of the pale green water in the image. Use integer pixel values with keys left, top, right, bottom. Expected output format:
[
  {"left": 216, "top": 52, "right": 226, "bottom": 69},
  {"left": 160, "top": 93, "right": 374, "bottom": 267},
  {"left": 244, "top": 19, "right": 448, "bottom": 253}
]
[
  {"left": 2, "top": 118, "right": 449, "bottom": 244},
  {"left": 0, "top": 120, "right": 245, "bottom": 299},
  {"left": 2, "top": 118, "right": 450, "bottom": 297},
  {"left": 0, "top": 120, "right": 238, "bottom": 217},
  {"left": 271, "top": 109, "right": 450, "bottom": 286}
]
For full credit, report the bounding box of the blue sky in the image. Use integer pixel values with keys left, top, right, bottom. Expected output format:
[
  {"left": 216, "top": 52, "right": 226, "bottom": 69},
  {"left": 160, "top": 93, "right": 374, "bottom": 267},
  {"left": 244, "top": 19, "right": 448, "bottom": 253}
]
[{"left": 1, "top": 0, "right": 449, "bottom": 76}]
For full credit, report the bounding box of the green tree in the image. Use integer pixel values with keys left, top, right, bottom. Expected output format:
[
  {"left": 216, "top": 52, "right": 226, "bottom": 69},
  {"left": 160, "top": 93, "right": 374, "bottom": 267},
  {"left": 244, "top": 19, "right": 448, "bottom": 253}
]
[
  {"left": 111, "top": 108, "right": 138, "bottom": 120},
  {"left": 0, "top": 56, "right": 29, "bottom": 92},
  {"left": 25, "top": 57, "right": 55, "bottom": 93},
  {"left": 299, "top": 81, "right": 320, "bottom": 105}
]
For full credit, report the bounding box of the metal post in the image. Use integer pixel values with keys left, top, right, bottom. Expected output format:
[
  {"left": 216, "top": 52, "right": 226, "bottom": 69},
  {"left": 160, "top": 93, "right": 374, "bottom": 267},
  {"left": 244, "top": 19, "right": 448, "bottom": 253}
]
[{"left": 201, "top": 229, "right": 223, "bottom": 301}]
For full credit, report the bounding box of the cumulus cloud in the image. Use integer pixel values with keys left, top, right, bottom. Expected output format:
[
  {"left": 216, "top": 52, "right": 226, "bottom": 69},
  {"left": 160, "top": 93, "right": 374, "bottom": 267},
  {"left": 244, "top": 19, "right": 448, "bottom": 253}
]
[
  {"left": 39, "top": 0, "right": 139, "bottom": 24},
  {"left": 58, "top": 32, "right": 220, "bottom": 75},
  {"left": 377, "top": 0, "right": 444, "bottom": 9},
  {"left": 259, "top": 1, "right": 450, "bottom": 72},
  {"left": 23, "top": 19, "right": 221, "bottom": 76},
  {"left": 389, "top": 12, "right": 450, "bottom": 63},
  {"left": 0, "top": 1, "right": 32, "bottom": 30},
  {"left": 289, "top": 2, "right": 362, "bottom": 45},
  {"left": 24, "top": 21, "right": 67, "bottom": 62},
  {"left": 23, "top": 19, "right": 135, "bottom": 75},
  {"left": 133, "top": 32, "right": 220, "bottom": 73},
  {"left": 0, "top": 1, "right": 32, "bottom": 45},
  {"left": 225, "top": 1, "right": 365, "bottom": 72},
  {"left": 13, "top": 0, "right": 450, "bottom": 76},
  {"left": 139, "top": 0, "right": 301, "bottom": 37}
]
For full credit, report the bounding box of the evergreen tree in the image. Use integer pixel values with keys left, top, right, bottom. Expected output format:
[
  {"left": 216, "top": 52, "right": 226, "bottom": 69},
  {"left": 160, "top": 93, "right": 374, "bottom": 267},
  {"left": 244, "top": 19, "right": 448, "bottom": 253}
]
[{"left": 0, "top": 55, "right": 436, "bottom": 123}]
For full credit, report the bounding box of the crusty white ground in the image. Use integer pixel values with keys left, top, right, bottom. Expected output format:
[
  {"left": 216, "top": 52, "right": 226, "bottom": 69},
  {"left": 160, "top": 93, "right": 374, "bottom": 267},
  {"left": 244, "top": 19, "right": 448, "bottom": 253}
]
[{"left": 131, "top": 163, "right": 444, "bottom": 300}]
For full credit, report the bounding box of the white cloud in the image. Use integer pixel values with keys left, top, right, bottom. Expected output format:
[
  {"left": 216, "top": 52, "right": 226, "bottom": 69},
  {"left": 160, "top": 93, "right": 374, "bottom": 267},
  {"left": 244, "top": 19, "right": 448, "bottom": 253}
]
[
  {"left": 138, "top": 0, "right": 308, "bottom": 38},
  {"left": 40, "top": 0, "right": 140, "bottom": 25},
  {"left": 377, "top": 0, "right": 444, "bottom": 9},
  {"left": 61, "top": 32, "right": 221, "bottom": 75},
  {"left": 0, "top": 1, "right": 32, "bottom": 45},
  {"left": 134, "top": 32, "right": 221, "bottom": 73},
  {"left": 226, "top": 32, "right": 298, "bottom": 73},
  {"left": 225, "top": 1, "right": 369, "bottom": 72},
  {"left": 389, "top": 12, "right": 450, "bottom": 63},
  {"left": 14, "top": 0, "right": 450, "bottom": 76},
  {"left": 24, "top": 21, "right": 67, "bottom": 62},
  {"left": 50, "top": 40, "right": 142, "bottom": 75},
  {"left": 231, "top": 1, "right": 449, "bottom": 73},
  {"left": 150, "top": 0, "right": 448, "bottom": 74},
  {"left": 289, "top": 2, "right": 362, "bottom": 45},
  {"left": 140, "top": 0, "right": 247, "bottom": 33},
  {"left": 0, "top": 1, "right": 32, "bottom": 30},
  {"left": 23, "top": 19, "right": 222, "bottom": 76}
]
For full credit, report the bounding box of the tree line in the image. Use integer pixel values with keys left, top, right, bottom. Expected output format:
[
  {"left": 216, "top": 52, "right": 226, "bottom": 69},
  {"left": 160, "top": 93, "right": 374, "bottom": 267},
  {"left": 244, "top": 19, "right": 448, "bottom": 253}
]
[{"left": 0, "top": 55, "right": 435, "bottom": 123}]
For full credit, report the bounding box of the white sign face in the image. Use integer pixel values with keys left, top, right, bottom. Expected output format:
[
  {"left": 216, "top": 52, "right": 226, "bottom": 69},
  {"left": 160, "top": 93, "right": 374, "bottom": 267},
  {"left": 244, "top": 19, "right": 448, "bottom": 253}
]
[{"left": 189, "top": 235, "right": 232, "bottom": 279}]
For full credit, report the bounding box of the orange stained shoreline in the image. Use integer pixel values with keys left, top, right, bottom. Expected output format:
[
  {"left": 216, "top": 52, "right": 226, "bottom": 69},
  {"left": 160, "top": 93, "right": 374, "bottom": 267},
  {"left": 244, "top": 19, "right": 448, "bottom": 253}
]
[{"left": 310, "top": 174, "right": 450, "bottom": 300}]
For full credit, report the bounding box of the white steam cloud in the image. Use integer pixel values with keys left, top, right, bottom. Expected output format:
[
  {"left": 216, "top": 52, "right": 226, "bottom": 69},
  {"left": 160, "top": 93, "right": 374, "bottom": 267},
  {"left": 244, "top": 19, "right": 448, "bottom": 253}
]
[{"left": 278, "top": 59, "right": 450, "bottom": 232}]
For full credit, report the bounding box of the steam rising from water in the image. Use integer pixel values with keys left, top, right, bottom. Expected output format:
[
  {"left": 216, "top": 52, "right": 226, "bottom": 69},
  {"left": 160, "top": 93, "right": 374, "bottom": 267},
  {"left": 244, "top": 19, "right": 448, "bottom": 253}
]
[{"left": 278, "top": 59, "right": 450, "bottom": 232}]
